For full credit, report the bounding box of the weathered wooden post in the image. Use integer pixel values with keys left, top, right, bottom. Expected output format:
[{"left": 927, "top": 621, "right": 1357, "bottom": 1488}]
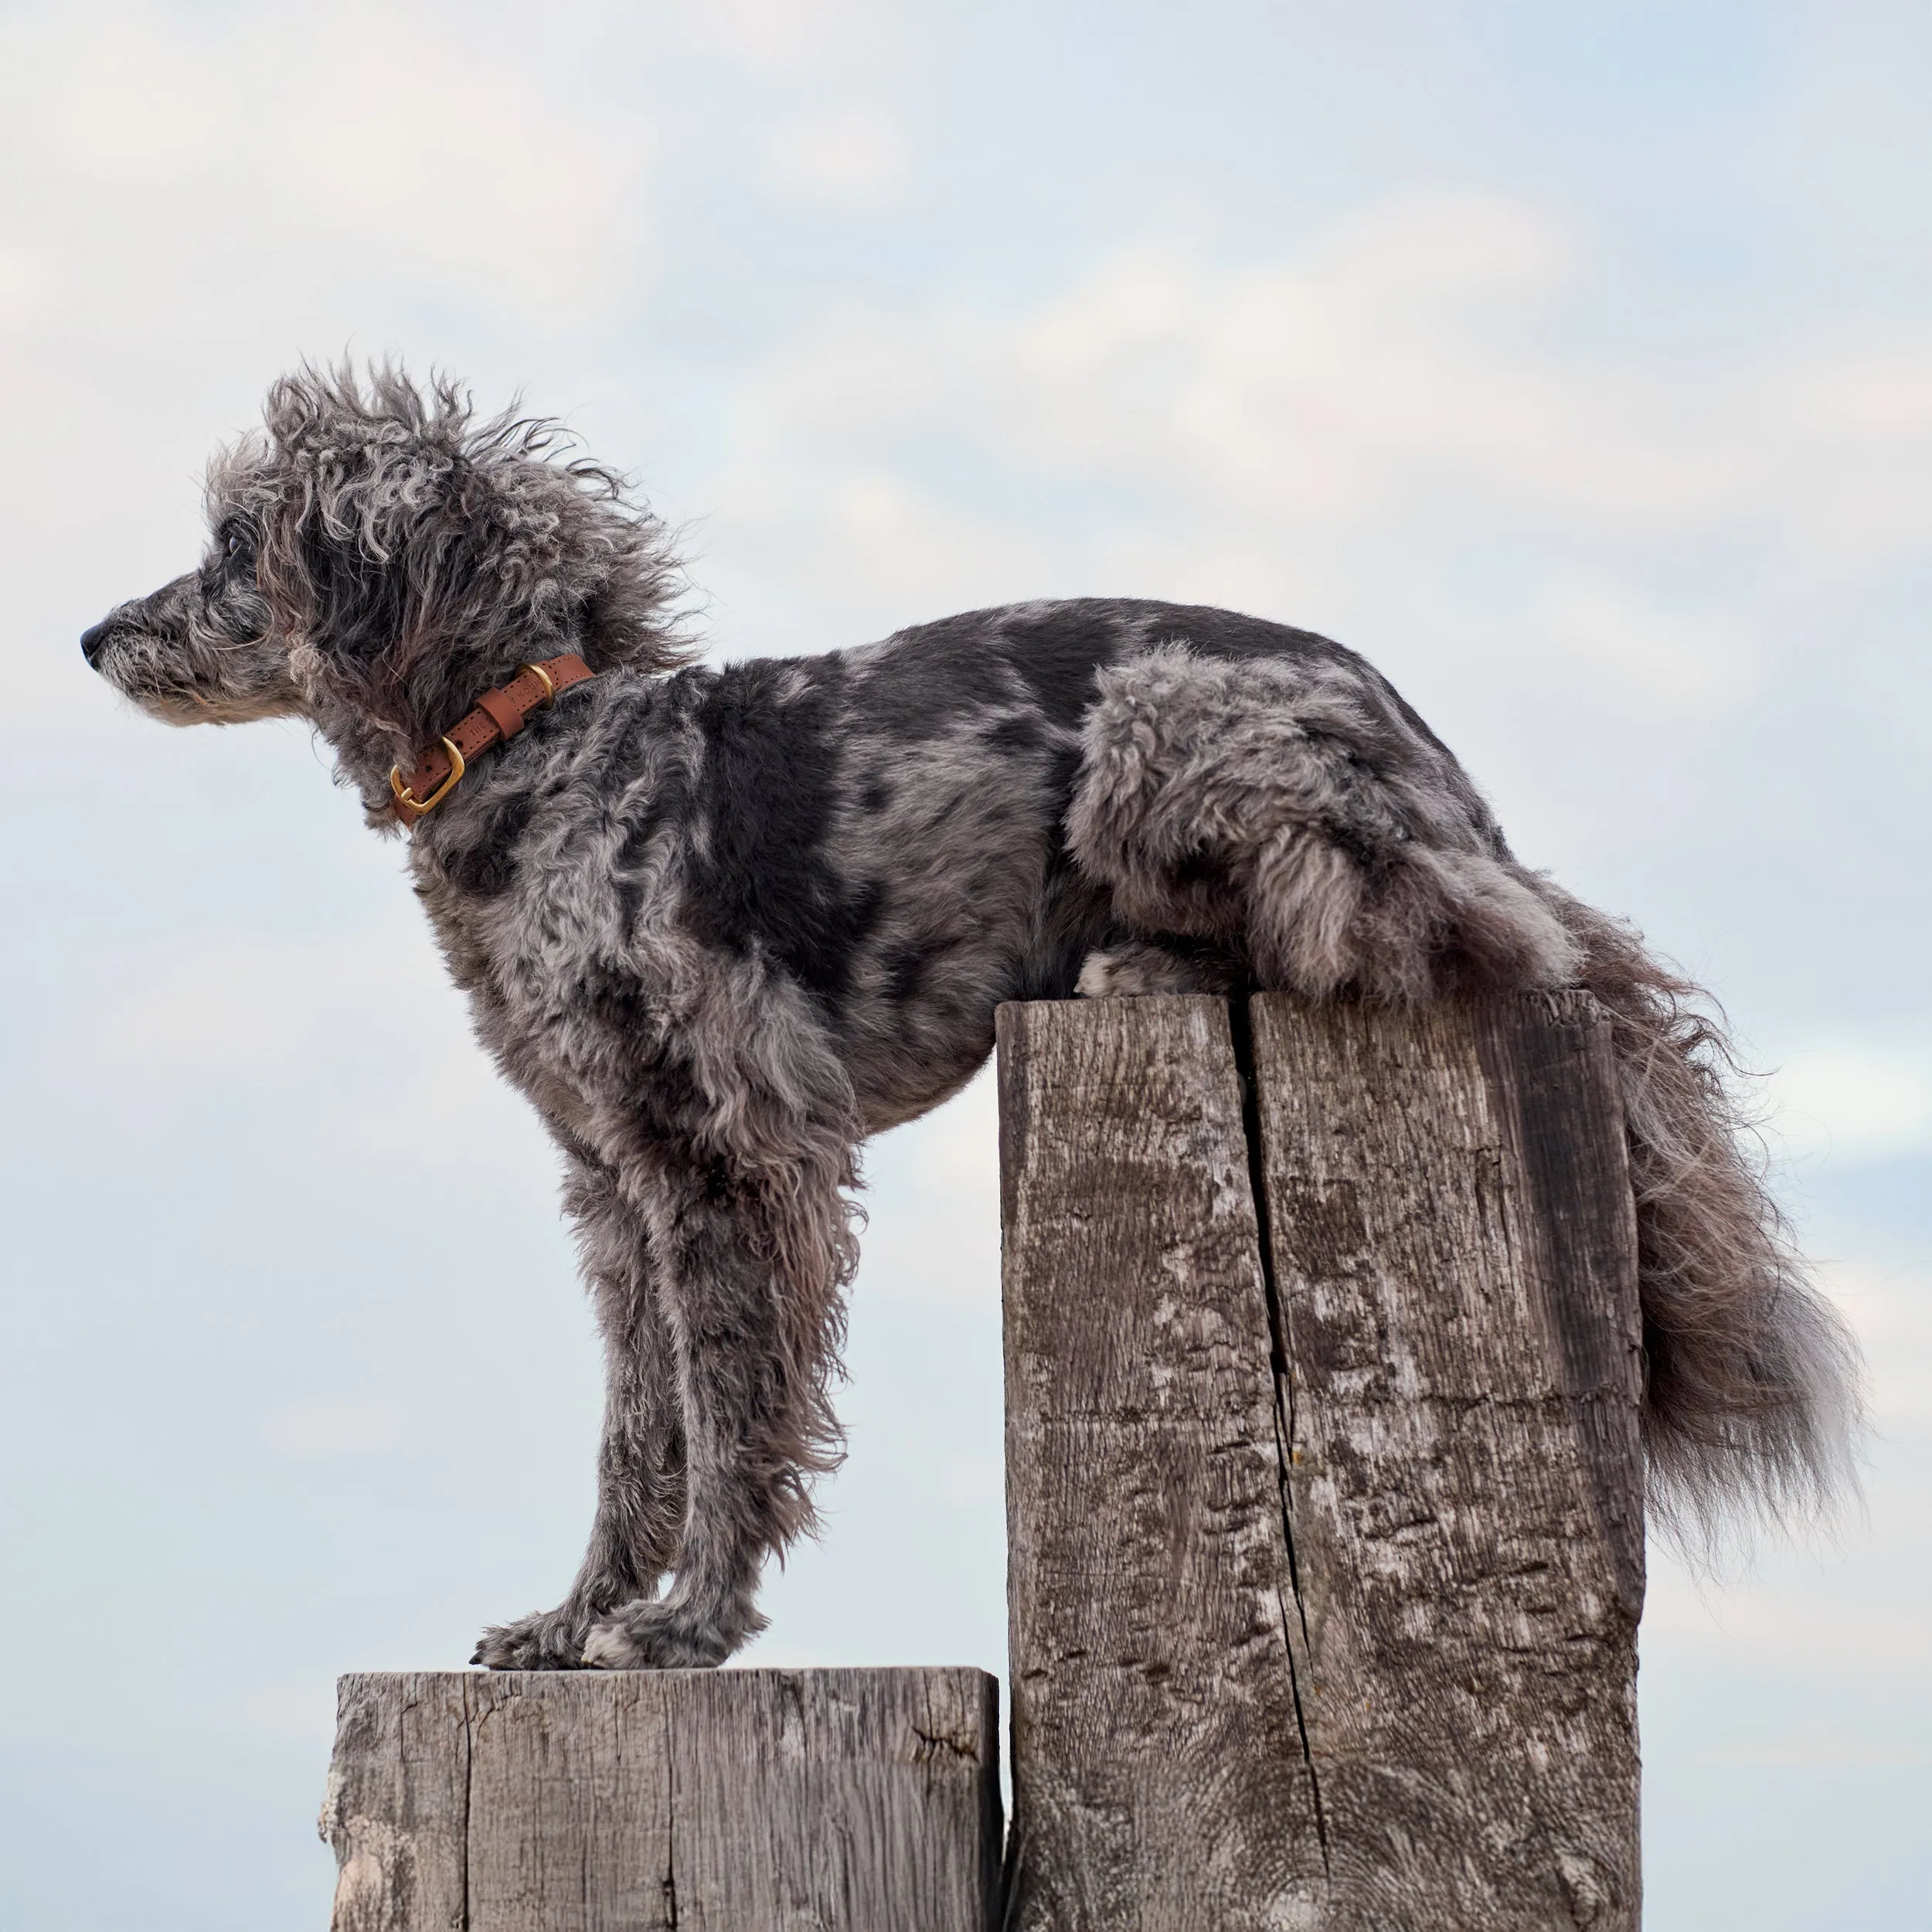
[
  {"left": 321, "top": 991, "right": 1640, "bottom": 1930},
  {"left": 998, "top": 992, "right": 1644, "bottom": 1931},
  {"left": 321, "top": 1668, "right": 1001, "bottom": 1930}
]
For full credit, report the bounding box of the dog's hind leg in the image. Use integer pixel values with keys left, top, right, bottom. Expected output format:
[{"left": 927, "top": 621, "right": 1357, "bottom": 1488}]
[
  {"left": 474, "top": 1155, "right": 687, "bottom": 1670},
  {"left": 578, "top": 1139, "right": 855, "bottom": 1670},
  {"left": 1068, "top": 643, "right": 1579, "bottom": 1000},
  {"left": 1075, "top": 937, "right": 1249, "bottom": 998}
]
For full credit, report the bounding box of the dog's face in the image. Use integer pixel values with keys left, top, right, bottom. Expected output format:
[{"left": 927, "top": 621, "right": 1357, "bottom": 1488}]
[
  {"left": 82, "top": 366, "right": 685, "bottom": 815},
  {"left": 81, "top": 502, "right": 296, "bottom": 726},
  {"left": 81, "top": 368, "right": 509, "bottom": 747}
]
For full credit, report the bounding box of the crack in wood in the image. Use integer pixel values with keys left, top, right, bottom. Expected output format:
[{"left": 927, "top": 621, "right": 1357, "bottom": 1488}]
[
  {"left": 662, "top": 1737, "right": 679, "bottom": 1930},
  {"left": 458, "top": 1677, "right": 474, "bottom": 1932},
  {"left": 1230, "top": 994, "right": 1330, "bottom": 1866},
  {"left": 911, "top": 1726, "right": 982, "bottom": 1764}
]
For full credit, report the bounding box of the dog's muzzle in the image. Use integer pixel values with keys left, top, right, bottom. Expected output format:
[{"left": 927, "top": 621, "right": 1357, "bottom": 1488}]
[{"left": 80, "top": 617, "right": 116, "bottom": 666}]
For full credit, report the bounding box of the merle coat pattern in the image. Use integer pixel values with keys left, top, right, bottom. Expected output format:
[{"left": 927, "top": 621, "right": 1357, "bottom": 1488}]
[{"left": 81, "top": 369, "right": 1861, "bottom": 1670}]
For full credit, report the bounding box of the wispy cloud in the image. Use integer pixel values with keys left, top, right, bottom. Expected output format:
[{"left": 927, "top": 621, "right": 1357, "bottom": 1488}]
[{"left": 0, "top": 5, "right": 650, "bottom": 338}]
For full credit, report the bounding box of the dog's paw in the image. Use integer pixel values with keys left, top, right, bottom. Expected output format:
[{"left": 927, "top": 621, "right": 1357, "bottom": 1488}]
[
  {"left": 580, "top": 1597, "right": 757, "bottom": 1671},
  {"left": 472, "top": 1605, "right": 594, "bottom": 1672},
  {"left": 1077, "top": 940, "right": 1243, "bottom": 998}
]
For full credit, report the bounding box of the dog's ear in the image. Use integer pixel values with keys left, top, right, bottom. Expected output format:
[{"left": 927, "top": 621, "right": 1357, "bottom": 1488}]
[{"left": 253, "top": 366, "right": 477, "bottom": 755}]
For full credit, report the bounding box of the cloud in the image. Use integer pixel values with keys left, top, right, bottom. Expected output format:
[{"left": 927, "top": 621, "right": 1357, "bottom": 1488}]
[
  {"left": 1546, "top": 579, "right": 1757, "bottom": 702},
  {"left": 1645, "top": 1562, "right": 1932, "bottom": 1672},
  {"left": 0, "top": 2, "right": 650, "bottom": 353},
  {"left": 808, "top": 472, "right": 1050, "bottom": 604},
  {"left": 1792, "top": 353, "right": 1932, "bottom": 442},
  {"left": 1767, "top": 1047, "right": 1932, "bottom": 1162},
  {"left": 767, "top": 111, "right": 913, "bottom": 206},
  {"left": 707, "top": 188, "right": 1932, "bottom": 656},
  {"left": 726, "top": 193, "right": 1635, "bottom": 542},
  {"left": 670, "top": 0, "right": 878, "bottom": 68},
  {"left": 995, "top": 196, "right": 1654, "bottom": 528},
  {"left": 725, "top": 192, "right": 1713, "bottom": 532}
]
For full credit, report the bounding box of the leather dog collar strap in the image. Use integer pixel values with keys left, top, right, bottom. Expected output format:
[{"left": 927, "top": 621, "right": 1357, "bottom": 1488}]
[{"left": 389, "top": 654, "right": 595, "bottom": 825}]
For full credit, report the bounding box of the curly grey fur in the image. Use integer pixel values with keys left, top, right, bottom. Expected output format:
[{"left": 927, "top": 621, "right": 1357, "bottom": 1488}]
[{"left": 83, "top": 366, "right": 1861, "bottom": 1666}]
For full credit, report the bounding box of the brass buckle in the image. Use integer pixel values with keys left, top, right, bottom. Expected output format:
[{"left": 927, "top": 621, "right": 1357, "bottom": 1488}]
[
  {"left": 519, "top": 661, "right": 557, "bottom": 707},
  {"left": 389, "top": 736, "right": 466, "bottom": 816}
]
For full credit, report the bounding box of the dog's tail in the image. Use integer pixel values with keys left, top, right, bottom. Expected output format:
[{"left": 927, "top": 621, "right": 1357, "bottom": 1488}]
[{"left": 1538, "top": 884, "right": 1863, "bottom": 1551}]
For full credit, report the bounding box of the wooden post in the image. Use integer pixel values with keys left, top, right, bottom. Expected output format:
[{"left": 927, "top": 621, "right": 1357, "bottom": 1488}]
[
  {"left": 320, "top": 1667, "right": 1002, "bottom": 1932},
  {"left": 997, "top": 992, "right": 1644, "bottom": 1932}
]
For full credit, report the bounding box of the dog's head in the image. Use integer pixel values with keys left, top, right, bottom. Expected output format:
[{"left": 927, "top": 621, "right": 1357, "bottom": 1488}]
[{"left": 83, "top": 365, "right": 685, "bottom": 815}]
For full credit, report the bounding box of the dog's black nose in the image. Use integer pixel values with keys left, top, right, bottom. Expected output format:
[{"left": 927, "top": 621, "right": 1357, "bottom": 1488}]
[{"left": 80, "top": 618, "right": 114, "bottom": 665}]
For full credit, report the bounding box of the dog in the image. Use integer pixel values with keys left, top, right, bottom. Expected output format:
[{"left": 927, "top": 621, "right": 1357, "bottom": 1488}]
[{"left": 81, "top": 366, "right": 1861, "bottom": 1670}]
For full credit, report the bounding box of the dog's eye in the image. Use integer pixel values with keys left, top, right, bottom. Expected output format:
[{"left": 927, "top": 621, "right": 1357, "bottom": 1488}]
[{"left": 227, "top": 533, "right": 242, "bottom": 557}]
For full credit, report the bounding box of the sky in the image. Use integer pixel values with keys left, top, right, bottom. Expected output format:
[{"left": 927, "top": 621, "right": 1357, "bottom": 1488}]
[{"left": 2, "top": 2, "right": 1929, "bottom": 1926}]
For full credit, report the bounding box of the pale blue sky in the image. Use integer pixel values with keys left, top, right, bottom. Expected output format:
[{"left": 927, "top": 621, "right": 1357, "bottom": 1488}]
[{"left": 2, "top": 4, "right": 1929, "bottom": 1927}]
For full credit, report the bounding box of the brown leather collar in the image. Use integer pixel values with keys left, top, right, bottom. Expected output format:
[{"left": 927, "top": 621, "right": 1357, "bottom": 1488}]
[{"left": 389, "top": 654, "right": 595, "bottom": 825}]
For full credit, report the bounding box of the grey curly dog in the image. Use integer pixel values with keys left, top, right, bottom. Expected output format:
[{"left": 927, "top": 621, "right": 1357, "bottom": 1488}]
[{"left": 81, "top": 366, "right": 1860, "bottom": 1670}]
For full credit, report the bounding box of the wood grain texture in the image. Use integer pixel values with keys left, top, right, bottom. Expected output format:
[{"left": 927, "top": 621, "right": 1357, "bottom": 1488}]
[
  {"left": 996, "top": 992, "right": 1643, "bottom": 1932},
  {"left": 997, "top": 995, "right": 1325, "bottom": 1932},
  {"left": 322, "top": 1672, "right": 471, "bottom": 1932},
  {"left": 1250, "top": 991, "right": 1644, "bottom": 1932},
  {"left": 321, "top": 1668, "right": 1000, "bottom": 1932}
]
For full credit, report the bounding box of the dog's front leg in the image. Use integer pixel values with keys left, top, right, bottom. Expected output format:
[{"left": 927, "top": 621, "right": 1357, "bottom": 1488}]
[
  {"left": 580, "top": 1146, "right": 852, "bottom": 1670},
  {"left": 474, "top": 1155, "right": 688, "bottom": 1670}
]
